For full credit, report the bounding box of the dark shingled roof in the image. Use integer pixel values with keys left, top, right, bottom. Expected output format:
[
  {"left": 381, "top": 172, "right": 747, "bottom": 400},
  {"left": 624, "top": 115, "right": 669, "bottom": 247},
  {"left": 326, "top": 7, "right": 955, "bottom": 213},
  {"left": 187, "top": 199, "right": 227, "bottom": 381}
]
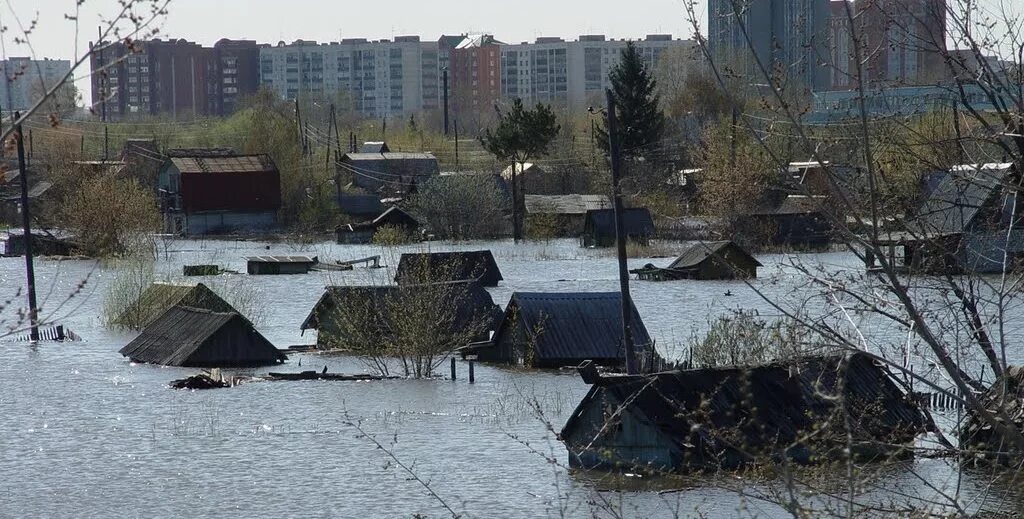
[
  {"left": 119, "top": 306, "right": 286, "bottom": 367},
  {"left": 494, "top": 292, "right": 652, "bottom": 363},
  {"left": 668, "top": 241, "right": 762, "bottom": 269},
  {"left": 584, "top": 208, "right": 655, "bottom": 237},
  {"left": 561, "top": 353, "right": 931, "bottom": 470},
  {"left": 394, "top": 250, "right": 503, "bottom": 287},
  {"left": 913, "top": 163, "right": 1013, "bottom": 235}
]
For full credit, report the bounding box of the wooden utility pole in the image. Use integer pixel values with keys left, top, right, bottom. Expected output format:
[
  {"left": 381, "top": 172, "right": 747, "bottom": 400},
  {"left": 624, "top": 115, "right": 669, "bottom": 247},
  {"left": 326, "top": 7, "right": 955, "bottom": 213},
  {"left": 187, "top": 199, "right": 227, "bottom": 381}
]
[
  {"left": 730, "top": 105, "right": 738, "bottom": 168},
  {"left": 454, "top": 118, "right": 460, "bottom": 171},
  {"left": 443, "top": 68, "right": 450, "bottom": 136},
  {"left": 15, "top": 112, "right": 39, "bottom": 342},
  {"left": 606, "top": 90, "right": 636, "bottom": 375}
]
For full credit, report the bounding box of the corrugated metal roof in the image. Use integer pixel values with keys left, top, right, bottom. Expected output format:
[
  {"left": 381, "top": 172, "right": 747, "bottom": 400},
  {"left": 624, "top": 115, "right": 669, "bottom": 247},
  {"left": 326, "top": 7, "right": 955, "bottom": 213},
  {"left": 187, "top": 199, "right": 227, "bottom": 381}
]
[
  {"left": 584, "top": 208, "right": 655, "bottom": 237},
  {"left": 119, "top": 306, "right": 285, "bottom": 367},
  {"left": 171, "top": 155, "right": 277, "bottom": 174},
  {"left": 525, "top": 194, "right": 611, "bottom": 215},
  {"left": 668, "top": 241, "right": 761, "bottom": 269},
  {"left": 343, "top": 152, "right": 438, "bottom": 161},
  {"left": 561, "top": 353, "right": 930, "bottom": 467},
  {"left": 394, "top": 250, "right": 503, "bottom": 287},
  {"left": 494, "top": 292, "right": 652, "bottom": 362},
  {"left": 359, "top": 141, "right": 390, "bottom": 153}
]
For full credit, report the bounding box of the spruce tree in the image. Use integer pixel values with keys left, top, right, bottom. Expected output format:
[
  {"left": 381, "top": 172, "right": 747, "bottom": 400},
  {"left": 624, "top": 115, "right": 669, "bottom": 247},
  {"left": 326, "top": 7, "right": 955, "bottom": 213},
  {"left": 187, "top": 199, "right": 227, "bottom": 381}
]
[{"left": 597, "top": 41, "right": 667, "bottom": 159}]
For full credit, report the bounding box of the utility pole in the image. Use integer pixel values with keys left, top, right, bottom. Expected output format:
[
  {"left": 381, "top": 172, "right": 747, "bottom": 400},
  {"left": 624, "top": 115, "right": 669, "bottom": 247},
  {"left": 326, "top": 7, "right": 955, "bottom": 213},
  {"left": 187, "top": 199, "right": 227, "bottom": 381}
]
[
  {"left": 442, "top": 68, "right": 450, "bottom": 136},
  {"left": 99, "top": 27, "right": 107, "bottom": 124},
  {"left": 730, "top": 105, "right": 738, "bottom": 168},
  {"left": 382, "top": 116, "right": 387, "bottom": 141},
  {"left": 606, "top": 90, "right": 636, "bottom": 375},
  {"left": 15, "top": 112, "right": 39, "bottom": 342},
  {"left": 454, "top": 118, "right": 459, "bottom": 171}
]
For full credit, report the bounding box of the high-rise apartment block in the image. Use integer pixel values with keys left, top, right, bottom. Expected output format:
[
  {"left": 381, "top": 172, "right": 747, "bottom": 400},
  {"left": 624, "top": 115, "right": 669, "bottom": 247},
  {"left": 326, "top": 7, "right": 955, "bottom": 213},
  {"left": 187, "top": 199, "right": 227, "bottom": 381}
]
[
  {"left": 90, "top": 38, "right": 263, "bottom": 119},
  {"left": 500, "top": 35, "right": 689, "bottom": 108},
  {"left": 0, "top": 58, "right": 72, "bottom": 111},
  {"left": 707, "top": 0, "right": 831, "bottom": 91}
]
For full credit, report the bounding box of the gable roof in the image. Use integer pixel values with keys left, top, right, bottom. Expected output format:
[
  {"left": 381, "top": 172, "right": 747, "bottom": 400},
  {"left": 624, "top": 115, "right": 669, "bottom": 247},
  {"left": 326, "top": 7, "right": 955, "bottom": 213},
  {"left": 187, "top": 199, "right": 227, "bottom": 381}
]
[
  {"left": 112, "top": 282, "right": 237, "bottom": 329},
  {"left": 524, "top": 194, "right": 611, "bottom": 215},
  {"left": 300, "top": 281, "right": 502, "bottom": 334},
  {"left": 561, "top": 353, "right": 929, "bottom": 466},
  {"left": 170, "top": 155, "right": 277, "bottom": 174},
  {"left": 337, "top": 194, "right": 386, "bottom": 217},
  {"left": 341, "top": 152, "right": 440, "bottom": 193},
  {"left": 395, "top": 250, "right": 503, "bottom": 286},
  {"left": 495, "top": 292, "right": 652, "bottom": 362},
  {"left": 500, "top": 162, "right": 542, "bottom": 181},
  {"left": 913, "top": 163, "right": 1014, "bottom": 234},
  {"left": 584, "top": 208, "right": 655, "bottom": 237},
  {"left": 359, "top": 141, "right": 390, "bottom": 153},
  {"left": 668, "top": 241, "right": 762, "bottom": 269},
  {"left": 119, "top": 306, "right": 285, "bottom": 367}
]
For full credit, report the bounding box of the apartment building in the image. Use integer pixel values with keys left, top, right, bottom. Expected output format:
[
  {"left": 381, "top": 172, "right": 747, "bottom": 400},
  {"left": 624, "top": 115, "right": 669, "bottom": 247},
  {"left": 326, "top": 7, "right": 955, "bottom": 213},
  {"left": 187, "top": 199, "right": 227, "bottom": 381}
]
[
  {"left": 259, "top": 36, "right": 441, "bottom": 118},
  {"left": 90, "top": 38, "right": 261, "bottom": 119},
  {"left": 707, "top": 0, "right": 831, "bottom": 92},
  {"left": 500, "top": 35, "right": 690, "bottom": 108},
  {"left": 0, "top": 58, "right": 72, "bottom": 111},
  {"left": 449, "top": 34, "right": 502, "bottom": 112}
]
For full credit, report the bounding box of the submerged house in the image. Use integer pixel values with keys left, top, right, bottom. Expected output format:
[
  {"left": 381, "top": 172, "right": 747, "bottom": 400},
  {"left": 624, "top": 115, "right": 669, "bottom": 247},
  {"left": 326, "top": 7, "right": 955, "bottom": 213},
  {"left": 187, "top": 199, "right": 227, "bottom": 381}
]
[
  {"left": 581, "top": 208, "right": 655, "bottom": 248},
  {"left": 1, "top": 231, "right": 78, "bottom": 258},
  {"left": 300, "top": 281, "right": 502, "bottom": 349},
  {"left": 868, "top": 163, "right": 1024, "bottom": 274},
  {"left": 394, "top": 250, "right": 503, "bottom": 287},
  {"left": 337, "top": 194, "right": 386, "bottom": 220},
  {"left": 112, "top": 282, "right": 236, "bottom": 330},
  {"left": 560, "top": 353, "right": 930, "bottom": 472},
  {"left": 471, "top": 292, "right": 653, "bottom": 369},
  {"left": 524, "top": 194, "right": 611, "bottom": 237},
  {"left": 632, "top": 241, "right": 761, "bottom": 281},
  {"left": 159, "top": 153, "right": 282, "bottom": 235},
  {"left": 336, "top": 206, "right": 420, "bottom": 244},
  {"left": 748, "top": 195, "right": 833, "bottom": 248},
  {"left": 339, "top": 151, "right": 439, "bottom": 194},
  {"left": 119, "top": 305, "right": 286, "bottom": 367},
  {"left": 247, "top": 256, "right": 318, "bottom": 275}
]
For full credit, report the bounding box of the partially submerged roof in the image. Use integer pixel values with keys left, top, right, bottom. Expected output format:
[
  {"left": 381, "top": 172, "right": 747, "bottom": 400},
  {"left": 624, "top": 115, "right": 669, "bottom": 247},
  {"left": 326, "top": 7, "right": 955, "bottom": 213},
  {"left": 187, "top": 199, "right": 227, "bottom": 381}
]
[
  {"left": 495, "top": 292, "right": 652, "bottom": 362},
  {"left": 914, "top": 163, "right": 1014, "bottom": 234},
  {"left": 668, "top": 241, "right": 762, "bottom": 269},
  {"left": 395, "top": 250, "right": 503, "bottom": 287},
  {"left": 584, "top": 208, "right": 655, "bottom": 236},
  {"left": 524, "top": 194, "right": 611, "bottom": 215},
  {"left": 754, "top": 195, "right": 828, "bottom": 216},
  {"left": 119, "top": 306, "right": 285, "bottom": 367},
  {"left": 170, "top": 155, "right": 277, "bottom": 174},
  {"left": 561, "top": 353, "right": 930, "bottom": 468},
  {"left": 337, "top": 194, "right": 386, "bottom": 217},
  {"left": 112, "top": 282, "right": 236, "bottom": 329},
  {"left": 246, "top": 255, "right": 318, "bottom": 264},
  {"left": 301, "top": 281, "right": 501, "bottom": 334},
  {"left": 359, "top": 141, "right": 390, "bottom": 153}
]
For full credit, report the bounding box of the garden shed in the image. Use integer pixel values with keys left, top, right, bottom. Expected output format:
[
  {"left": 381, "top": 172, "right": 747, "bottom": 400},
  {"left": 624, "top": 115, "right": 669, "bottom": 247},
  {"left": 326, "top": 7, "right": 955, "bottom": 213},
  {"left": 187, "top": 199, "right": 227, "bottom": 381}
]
[
  {"left": 119, "top": 306, "right": 286, "bottom": 367},
  {"left": 560, "top": 353, "right": 930, "bottom": 472},
  {"left": 632, "top": 241, "right": 761, "bottom": 281},
  {"left": 394, "top": 250, "right": 503, "bottom": 287},
  {"left": 246, "top": 256, "right": 318, "bottom": 275},
  {"left": 472, "top": 292, "right": 652, "bottom": 369},
  {"left": 112, "top": 282, "right": 236, "bottom": 330},
  {"left": 301, "top": 281, "right": 502, "bottom": 350},
  {"left": 581, "top": 208, "right": 655, "bottom": 248},
  {"left": 336, "top": 206, "right": 420, "bottom": 244}
]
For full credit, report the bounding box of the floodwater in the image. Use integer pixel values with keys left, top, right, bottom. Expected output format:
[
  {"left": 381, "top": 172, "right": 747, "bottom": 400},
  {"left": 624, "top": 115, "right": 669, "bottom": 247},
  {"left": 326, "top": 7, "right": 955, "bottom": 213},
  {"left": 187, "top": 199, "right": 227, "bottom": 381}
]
[{"left": 0, "top": 238, "right": 1019, "bottom": 518}]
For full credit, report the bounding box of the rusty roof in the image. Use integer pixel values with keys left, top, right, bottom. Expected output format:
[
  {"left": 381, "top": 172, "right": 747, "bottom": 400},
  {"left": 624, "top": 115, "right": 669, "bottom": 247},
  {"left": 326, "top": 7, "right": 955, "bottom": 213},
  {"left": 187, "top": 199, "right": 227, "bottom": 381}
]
[{"left": 171, "top": 155, "right": 277, "bottom": 174}]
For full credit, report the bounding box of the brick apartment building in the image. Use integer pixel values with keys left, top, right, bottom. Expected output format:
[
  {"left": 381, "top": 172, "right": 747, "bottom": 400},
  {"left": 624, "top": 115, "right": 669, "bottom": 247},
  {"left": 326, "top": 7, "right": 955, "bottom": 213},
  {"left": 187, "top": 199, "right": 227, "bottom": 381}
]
[{"left": 90, "top": 38, "right": 261, "bottom": 119}]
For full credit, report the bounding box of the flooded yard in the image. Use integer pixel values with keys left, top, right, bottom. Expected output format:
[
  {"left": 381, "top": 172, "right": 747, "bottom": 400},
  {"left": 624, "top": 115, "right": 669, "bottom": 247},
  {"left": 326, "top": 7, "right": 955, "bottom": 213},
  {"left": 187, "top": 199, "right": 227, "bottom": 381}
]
[{"left": 0, "top": 238, "right": 1019, "bottom": 517}]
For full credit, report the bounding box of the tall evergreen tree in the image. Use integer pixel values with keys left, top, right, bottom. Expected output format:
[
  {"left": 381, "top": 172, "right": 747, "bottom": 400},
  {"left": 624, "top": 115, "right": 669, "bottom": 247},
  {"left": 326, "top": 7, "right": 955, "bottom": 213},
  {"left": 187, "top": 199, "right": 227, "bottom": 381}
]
[{"left": 597, "top": 42, "right": 667, "bottom": 159}]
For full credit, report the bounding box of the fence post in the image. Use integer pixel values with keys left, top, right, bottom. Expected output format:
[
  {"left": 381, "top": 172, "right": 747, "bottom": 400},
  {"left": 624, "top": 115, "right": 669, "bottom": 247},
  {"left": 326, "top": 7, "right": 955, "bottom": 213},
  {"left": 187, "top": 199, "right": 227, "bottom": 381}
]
[
  {"left": 468, "top": 360, "right": 475, "bottom": 384},
  {"left": 450, "top": 357, "right": 456, "bottom": 381}
]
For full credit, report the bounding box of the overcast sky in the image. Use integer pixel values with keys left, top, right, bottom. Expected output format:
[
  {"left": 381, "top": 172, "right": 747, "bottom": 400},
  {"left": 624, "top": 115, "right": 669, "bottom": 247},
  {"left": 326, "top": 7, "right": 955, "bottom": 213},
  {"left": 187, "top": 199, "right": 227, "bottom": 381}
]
[{"left": 7, "top": 0, "right": 1021, "bottom": 101}]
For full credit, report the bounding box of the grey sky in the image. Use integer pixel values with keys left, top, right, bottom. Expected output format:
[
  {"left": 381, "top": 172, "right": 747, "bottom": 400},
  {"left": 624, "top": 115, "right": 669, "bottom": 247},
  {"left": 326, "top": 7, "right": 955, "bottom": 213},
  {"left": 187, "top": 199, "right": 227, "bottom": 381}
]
[{"left": 8, "top": 0, "right": 1021, "bottom": 102}]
